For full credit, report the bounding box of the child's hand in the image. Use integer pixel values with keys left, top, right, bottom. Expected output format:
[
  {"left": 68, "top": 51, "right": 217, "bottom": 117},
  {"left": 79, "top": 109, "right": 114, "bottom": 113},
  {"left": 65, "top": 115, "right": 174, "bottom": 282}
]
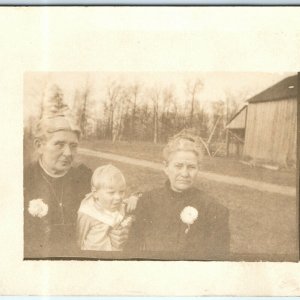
[
  {"left": 120, "top": 215, "right": 136, "bottom": 228},
  {"left": 123, "top": 192, "right": 142, "bottom": 213},
  {"left": 109, "top": 226, "right": 130, "bottom": 250}
]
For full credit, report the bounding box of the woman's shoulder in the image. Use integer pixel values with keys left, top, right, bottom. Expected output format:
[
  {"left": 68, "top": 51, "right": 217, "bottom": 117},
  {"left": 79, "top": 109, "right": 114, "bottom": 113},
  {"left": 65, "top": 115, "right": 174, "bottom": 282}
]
[
  {"left": 24, "top": 161, "right": 92, "bottom": 179},
  {"left": 24, "top": 161, "right": 39, "bottom": 175},
  {"left": 189, "top": 187, "right": 229, "bottom": 215},
  {"left": 68, "top": 163, "right": 93, "bottom": 190},
  {"left": 24, "top": 161, "right": 40, "bottom": 186},
  {"left": 141, "top": 186, "right": 168, "bottom": 200},
  {"left": 70, "top": 163, "right": 92, "bottom": 178},
  {"left": 135, "top": 186, "right": 167, "bottom": 211}
]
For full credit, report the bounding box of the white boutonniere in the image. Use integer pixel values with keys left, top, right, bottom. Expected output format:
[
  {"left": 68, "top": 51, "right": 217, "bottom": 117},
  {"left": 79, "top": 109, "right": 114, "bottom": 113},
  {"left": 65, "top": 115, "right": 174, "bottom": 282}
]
[
  {"left": 28, "top": 199, "right": 48, "bottom": 218},
  {"left": 180, "top": 206, "right": 198, "bottom": 234}
]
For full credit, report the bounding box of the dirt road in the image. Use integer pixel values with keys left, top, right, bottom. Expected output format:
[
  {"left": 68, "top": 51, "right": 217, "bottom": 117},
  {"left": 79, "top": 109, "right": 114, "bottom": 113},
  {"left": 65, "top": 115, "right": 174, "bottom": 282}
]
[{"left": 78, "top": 147, "right": 296, "bottom": 197}]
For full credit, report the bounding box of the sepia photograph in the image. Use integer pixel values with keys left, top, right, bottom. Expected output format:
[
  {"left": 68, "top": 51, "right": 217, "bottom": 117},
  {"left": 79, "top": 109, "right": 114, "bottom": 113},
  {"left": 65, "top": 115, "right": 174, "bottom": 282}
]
[
  {"left": 23, "top": 71, "right": 298, "bottom": 261},
  {"left": 1, "top": 6, "right": 300, "bottom": 296}
]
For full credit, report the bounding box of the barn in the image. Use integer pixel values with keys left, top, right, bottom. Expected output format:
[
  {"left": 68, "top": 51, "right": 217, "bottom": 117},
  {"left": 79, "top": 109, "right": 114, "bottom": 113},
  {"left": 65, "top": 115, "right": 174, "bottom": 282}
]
[
  {"left": 226, "top": 104, "right": 247, "bottom": 157},
  {"left": 226, "top": 74, "right": 298, "bottom": 167}
]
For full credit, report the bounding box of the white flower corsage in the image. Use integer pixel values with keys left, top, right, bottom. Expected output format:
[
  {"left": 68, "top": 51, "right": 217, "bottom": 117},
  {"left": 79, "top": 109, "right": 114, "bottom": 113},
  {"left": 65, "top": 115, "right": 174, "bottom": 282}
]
[
  {"left": 180, "top": 206, "right": 198, "bottom": 234},
  {"left": 28, "top": 199, "right": 48, "bottom": 218}
]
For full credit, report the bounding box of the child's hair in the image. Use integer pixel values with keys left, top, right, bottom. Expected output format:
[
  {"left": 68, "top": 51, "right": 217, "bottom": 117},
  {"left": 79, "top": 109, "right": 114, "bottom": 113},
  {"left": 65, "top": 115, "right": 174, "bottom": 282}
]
[{"left": 91, "top": 164, "right": 126, "bottom": 191}]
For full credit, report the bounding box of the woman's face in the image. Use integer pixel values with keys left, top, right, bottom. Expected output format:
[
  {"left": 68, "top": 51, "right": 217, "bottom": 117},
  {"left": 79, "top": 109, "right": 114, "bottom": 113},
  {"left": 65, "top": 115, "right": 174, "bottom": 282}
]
[
  {"left": 164, "top": 150, "right": 199, "bottom": 192},
  {"left": 36, "top": 130, "right": 79, "bottom": 175}
]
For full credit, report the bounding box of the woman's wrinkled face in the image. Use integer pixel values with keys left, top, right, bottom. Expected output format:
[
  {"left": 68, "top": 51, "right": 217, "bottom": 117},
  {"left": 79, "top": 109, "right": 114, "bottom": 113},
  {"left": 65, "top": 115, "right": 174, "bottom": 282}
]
[
  {"left": 36, "top": 130, "right": 79, "bottom": 175},
  {"left": 164, "top": 150, "right": 199, "bottom": 192}
]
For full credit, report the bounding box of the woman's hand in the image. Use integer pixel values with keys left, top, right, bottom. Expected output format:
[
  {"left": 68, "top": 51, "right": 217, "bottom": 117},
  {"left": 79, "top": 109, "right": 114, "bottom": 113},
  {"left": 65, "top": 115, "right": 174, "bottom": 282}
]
[{"left": 123, "top": 193, "right": 142, "bottom": 213}]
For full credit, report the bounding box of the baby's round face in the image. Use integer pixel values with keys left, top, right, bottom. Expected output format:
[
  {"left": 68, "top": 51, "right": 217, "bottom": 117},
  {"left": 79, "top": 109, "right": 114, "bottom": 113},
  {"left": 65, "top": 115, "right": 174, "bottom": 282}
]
[{"left": 94, "top": 179, "right": 126, "bottom": 212}]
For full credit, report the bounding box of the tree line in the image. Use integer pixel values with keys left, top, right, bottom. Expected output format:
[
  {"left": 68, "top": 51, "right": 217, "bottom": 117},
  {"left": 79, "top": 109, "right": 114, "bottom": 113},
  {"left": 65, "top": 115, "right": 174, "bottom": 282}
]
[{"left": 25, "top": 76, "right": 246, "bottom": 156}]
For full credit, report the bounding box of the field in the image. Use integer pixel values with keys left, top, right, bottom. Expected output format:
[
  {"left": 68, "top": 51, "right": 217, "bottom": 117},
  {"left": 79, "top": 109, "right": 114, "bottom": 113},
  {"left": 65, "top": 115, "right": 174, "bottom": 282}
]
[
  {"left": 81, "top": 139, "right": 296, "bottom": 187},
  {"left": 76, "top": 139, "right": 298, "bottom": 261}
]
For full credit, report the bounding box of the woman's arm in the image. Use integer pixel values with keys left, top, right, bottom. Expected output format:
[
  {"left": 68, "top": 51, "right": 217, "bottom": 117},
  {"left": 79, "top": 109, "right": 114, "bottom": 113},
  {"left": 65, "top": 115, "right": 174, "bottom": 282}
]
[
  {"left": 211, "top": 204, "right": 230, "bottom": 256},
  {"left": 125, "top": 192, "right": 150, "bottom": 252},
  {"left": 204, "top": 201, "right": 230, "bottom": 259},
  {"left": 188, "top": 194, "right": 230, "bottom": 260}
]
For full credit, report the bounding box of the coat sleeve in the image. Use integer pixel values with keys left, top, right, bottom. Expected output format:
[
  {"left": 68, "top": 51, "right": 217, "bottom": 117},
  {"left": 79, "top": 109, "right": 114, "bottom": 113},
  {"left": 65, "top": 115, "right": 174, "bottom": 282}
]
[
  {"left": 24, "top": 164, "right": 46, "bottom": 257},
  {"left": 72, "top": 164, "right": 93, "bottom": 212},
  {"left": 125, "top": 192, "right": 150, "bottom": 253},
  {"left": 206, "top": 202, "right": 230, "bottom": 259},
  {"left": 188, "top": 191, "right": 230, "bottom": 260}
]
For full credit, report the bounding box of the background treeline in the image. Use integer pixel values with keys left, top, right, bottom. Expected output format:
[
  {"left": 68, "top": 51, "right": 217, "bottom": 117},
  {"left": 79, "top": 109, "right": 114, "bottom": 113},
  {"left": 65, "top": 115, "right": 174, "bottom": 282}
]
[{"left": 24, "top": 75, "right": 247, "bottom": 157}]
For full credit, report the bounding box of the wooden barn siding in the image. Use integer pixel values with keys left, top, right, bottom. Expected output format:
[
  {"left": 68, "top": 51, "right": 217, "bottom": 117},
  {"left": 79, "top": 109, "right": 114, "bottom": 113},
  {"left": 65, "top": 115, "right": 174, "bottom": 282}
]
[
  {"left": 227, "top": 107, "right": 247, "bottom": 129},
  {"left": 229, "top": 142, "right": 244, "bottom": 156},
  {"left": 243, "top": 98, "right": 297, "bottom": 165}
]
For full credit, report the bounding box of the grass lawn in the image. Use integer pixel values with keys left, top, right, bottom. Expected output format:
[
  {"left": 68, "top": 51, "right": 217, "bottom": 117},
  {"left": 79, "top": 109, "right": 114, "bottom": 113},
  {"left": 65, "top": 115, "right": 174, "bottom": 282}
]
[
  {"left": 77, "top": 153, "right": 298, "bottom": 261},
  {"left": 81, "top": 139, "right": 297, "bottom": 187}
]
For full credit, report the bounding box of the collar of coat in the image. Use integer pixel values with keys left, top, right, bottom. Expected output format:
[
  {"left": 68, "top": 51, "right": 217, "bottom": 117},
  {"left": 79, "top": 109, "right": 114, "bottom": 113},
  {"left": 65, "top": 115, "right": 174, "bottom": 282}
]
[{"left": 78, "top": 194, "right": 125, "bottom": 228}]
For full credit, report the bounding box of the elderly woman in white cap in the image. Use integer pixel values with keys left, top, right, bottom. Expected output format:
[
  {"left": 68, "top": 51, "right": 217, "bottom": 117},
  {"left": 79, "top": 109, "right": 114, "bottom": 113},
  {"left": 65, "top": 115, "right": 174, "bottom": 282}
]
[
  {"left": 127, "top": 132, "right": 230, "bottom": 260},
  {"left": 24, "top": 111, "right": 130, "bottom": 258}
]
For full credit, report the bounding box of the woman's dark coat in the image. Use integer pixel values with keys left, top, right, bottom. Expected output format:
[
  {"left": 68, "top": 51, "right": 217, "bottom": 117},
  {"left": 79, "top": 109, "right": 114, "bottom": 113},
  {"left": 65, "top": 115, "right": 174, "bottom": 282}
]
[
  {"left": 24, "top": 162, "right": 92, "bottom": 258},
  {"left": 127, "top": 182, "right": 230, "bottom": 260}
]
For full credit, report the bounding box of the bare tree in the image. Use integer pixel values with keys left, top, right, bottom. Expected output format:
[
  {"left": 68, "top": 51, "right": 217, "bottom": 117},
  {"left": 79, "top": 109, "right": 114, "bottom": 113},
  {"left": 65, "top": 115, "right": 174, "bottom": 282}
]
[
  {"left": 24, "top": 73, "right": 50, "bottom": 138},
  {"left": 72, "top": 89, "right": 83, "bottom": 128},
  {"left": 148, "top": 87, "right": 161, "bottom": 144},
  {"left": 71, "top": 75, "right": 93, "bottom": 138},
  {"left": 185, "top": 78, "right": 203, "bottom": 127},
  {"left": 105, "top": 80, "right": 122, "bottom": 140},
  {"left": 129, "top": 82, "right": 142, "bottom": 141},
  {"left": 181, "top": 100, "right": 226, "bottom": 158},
  {"left": 80, "top": 89, "right": 89, "bottom": 137},
  {"left": 161, "top": 86, "right": 177, "bottom": 141},
  {"left": 112, "top": 86, "right": 131, "bottom": 143}
]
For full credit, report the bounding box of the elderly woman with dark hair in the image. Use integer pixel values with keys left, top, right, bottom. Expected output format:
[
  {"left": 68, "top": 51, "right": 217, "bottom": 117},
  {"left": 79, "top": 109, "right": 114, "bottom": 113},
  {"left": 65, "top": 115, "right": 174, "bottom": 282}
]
[{"left": 127, "top": 133, "right": 230, "bottom": 260}]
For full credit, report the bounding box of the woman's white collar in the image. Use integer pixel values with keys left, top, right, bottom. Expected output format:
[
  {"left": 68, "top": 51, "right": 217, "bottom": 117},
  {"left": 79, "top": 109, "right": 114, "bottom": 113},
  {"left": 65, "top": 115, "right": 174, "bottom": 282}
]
[{"left": 39, "top": 159, "right": 68, "bottom": 178}]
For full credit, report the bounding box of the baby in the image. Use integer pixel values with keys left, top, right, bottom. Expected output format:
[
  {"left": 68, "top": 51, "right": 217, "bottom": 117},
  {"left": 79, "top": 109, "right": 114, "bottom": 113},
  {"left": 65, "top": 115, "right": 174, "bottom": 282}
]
[{"left": 76, "top": 164, "right": 138, "bottom": 251}]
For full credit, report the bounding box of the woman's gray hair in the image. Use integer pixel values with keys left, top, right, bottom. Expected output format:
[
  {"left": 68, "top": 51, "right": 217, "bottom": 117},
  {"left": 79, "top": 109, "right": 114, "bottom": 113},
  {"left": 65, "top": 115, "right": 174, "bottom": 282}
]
[{"left": 163, "top": 132, "right": 204, "bottom": 162}]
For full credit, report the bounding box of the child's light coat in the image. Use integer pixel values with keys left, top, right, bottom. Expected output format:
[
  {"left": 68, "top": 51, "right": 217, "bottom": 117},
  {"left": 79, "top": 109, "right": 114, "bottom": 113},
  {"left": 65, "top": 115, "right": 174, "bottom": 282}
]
[{"left": 77, "top": 194, "right": 126, "bottom": 251}]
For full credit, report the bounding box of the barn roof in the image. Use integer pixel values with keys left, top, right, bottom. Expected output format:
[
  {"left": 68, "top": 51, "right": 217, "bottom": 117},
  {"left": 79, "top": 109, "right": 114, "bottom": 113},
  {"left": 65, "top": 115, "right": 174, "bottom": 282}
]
[{"left": 247, "top": 75, "right": 298, "bottom": 103}]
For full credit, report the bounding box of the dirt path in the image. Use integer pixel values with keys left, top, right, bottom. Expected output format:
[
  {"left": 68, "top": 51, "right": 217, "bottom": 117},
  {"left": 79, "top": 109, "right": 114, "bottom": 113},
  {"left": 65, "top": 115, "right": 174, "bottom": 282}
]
[{"left": 78, "top": 148, "right": 296, "bottom": 197}]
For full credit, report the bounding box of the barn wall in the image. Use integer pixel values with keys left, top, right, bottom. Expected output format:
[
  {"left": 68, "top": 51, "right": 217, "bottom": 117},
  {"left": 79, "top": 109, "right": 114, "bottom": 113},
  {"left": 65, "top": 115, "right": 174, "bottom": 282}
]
[{"left": 243, "top": 98, "right": 297, "bottom": 165}]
